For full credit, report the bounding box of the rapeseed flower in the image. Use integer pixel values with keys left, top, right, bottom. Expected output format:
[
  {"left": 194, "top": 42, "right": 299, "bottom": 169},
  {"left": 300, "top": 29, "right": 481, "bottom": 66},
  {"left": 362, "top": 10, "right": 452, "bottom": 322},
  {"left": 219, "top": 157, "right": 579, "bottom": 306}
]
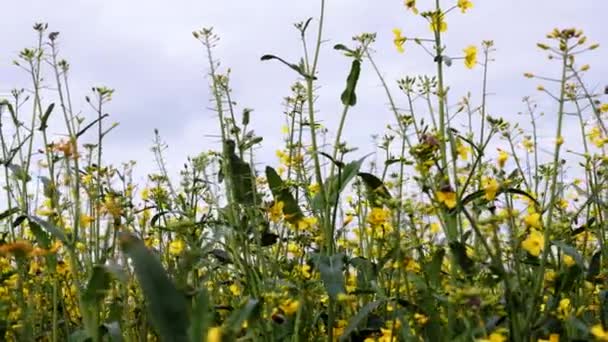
[
  {"left": 392, "top": 28, "right": 406, "bottom": 53},
  {"left": 457, "top": 0, "right": 473, "bottom": 13},
  {"left": 436, "top": 190, "right": 457, "bottom": 209},
  {"left": 484, "top": 178, "right": 500, "bottom": 201},
  {"left": 404, "top": 0, "right": 418, "bottom": 14},
  {"left": 429, "top": 12, "right": 447, "bottom": 33},
  {"left": 464, "top": 45, "right": 478, "bottom": 69},
  {"left": 521, "top": 229, "right": 544, "bottom": 256},
  {"left": 497, "top": 149, "right": 509, "bottom": 168}
]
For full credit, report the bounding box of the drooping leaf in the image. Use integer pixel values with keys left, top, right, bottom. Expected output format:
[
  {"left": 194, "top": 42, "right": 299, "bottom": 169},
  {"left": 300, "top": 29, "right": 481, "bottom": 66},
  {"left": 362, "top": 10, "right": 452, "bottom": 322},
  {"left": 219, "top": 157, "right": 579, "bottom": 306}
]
[
  {"left": 8, "top": 163, "right": 31, "bottom": 182},
  {"left": 0, "top": 208, "right": 19, "bottom": 221},
  {"left": 82, "top": 265, "right": 113, "bottom": 306},
  {"left": 28, "top": 216, "right": 69, "bottom": 245},
  {"left": 100, "top": 322, "right": 122, "bottom": 342},
  {"left": 312, "top": 156, "right": 367, "bottom": 211},
  {"left": 425, "top": 248, "right": 445, "bottom": 287},
  {"left": 119, "top": 233, "right": 189, "bottom": 342},
  {"left": 260, "top": 54, "right": 316, "bottom": 80},
  {"left": 339, "top": 300, "right": 384, "bottom": 341},
  {"left": 600, "top": 291, "right": 608, "bottom": 329},
  {"left": 313, "top": 253, "right": 346, "bottom": 300},
  {"left": 189, "top": 289, "right": 212, "bottom": 342},
  {"left": 224, "top": 298, "right": 261, "bottom": 338},
  {"left": 224, "top": 140, "right": 256, "bottom": 205},
  {"left": 38, "top": 103, "right": 55, "bottom": 131},
  {"left": 349, "top": 256, "right": 377, "bottom": 290},
  {"left": 340, "top": 59, "right": 361, "bottom": 106},
  {"left": 586, "top": 250, "right": 601, "bottom": 282},
  {"left": 449, "top": 241, "right": 475, "bottom": 275},
  {"left": 460, "top": 187, "right": 538, "bottom": 208},
  {"left": 210, "top": 249, "right": 232, "bottom": 264},
  {"left": 26, "top": 218, "right": 51, "bottom": 249},
  {"left": 358, "top": 172, "right": 391, "bottom": 207},
  {"left": 265, "top": 166, "right": 304, "bottom": 224},
  {"left": 552, "top": 241, "right": 585, "bottom": 268}
]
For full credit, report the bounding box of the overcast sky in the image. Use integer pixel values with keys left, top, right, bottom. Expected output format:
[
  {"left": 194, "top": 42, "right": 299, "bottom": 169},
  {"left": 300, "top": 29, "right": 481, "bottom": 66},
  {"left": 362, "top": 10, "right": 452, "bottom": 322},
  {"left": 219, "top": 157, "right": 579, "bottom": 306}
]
[{"left": 1, "top": 1, "right": 606, "bottom": 184}]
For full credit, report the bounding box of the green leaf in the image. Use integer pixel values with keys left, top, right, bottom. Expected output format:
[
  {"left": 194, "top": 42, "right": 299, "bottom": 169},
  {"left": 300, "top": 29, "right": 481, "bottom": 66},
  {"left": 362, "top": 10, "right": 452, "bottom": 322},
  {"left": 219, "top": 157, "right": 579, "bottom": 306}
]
[
  {"left": 265, "top": 166, "right": 304, "bottom": 224},
  {"left": 312, "top": 156, "right": 367, "bottom": 211},
  {"left": 313, "top": 253, "right": 346, "bottom": 300},
  {"left": 189, "top": 289, "right": 212, "bottom": 342},
  {"left": 38, "top": 103, "right": 55, "bottom": 131},
  {"left": 358, "top": 172, "right": 391, "bottom": 207},
  {"left": 27, "top": 218, "right": 51, "bottom": 249},
  {"left": 425, "top": 248, "right": 445, "bottom": 287},
  {"left": 119, "top": 233, "right": 190, "bottom": 342},
  {"left": 587, "top": 251, "right": 601, "bottom": 282},
  {"left": 260, "top": 54, "right": 316, "bottom": 80},
  {"left": 349, "top": 256, "right": 377, "bottom": 291},
  {"left": 0, "top": 208, "right": 19, "bottom": 221},
  {"left": 82, "top": 265, "right": 113, "bottom": 306},
  {"left": 600, "top": 291, "right": 608, "bottom": 329},
  {"left": 340, "top": 59, "right": 361, "bottom": 106},
  {"left": 8, "top": 163, "right": 31, "bottom": 182},
  {"left": 339, "top": 300, "right": 383, "bottom": 341},
  {"left": 28, "top": 216, "right": 70, "bottom": 245},
  {"left": 552, "top": 241, "right": 585, "bottom": 268},
  {"left": 449, "top": 241, "right": 475, "bottom": 275},
  {"left": 100, "top": 322, "right": 122, "bottom": 342},
  {"left": 224, "top": 298, "right": 261, "bottom": 338},
  {"left": 67, "top": 330, "right": 89, "bottom": 342},
  {"left": 224, "top": 140, "right": 256, "bottom": 205},
  {"left": 460, "top": 187, "right": 538, "bottom": 208}
]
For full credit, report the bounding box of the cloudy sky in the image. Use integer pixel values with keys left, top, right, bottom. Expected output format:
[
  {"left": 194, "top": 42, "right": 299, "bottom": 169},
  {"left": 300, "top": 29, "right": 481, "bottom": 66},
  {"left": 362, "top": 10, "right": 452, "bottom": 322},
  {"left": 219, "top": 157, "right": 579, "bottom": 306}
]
[{"left": 1, "top": 0, "right": 606, "bottom": 184}]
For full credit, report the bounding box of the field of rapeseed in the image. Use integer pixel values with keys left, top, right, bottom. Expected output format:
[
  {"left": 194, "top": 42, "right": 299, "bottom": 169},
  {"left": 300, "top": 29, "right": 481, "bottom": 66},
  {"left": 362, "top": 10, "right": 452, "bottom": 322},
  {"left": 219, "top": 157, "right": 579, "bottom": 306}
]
[{"left": 1, "top": 1, "right": 607, "bottom": 341}]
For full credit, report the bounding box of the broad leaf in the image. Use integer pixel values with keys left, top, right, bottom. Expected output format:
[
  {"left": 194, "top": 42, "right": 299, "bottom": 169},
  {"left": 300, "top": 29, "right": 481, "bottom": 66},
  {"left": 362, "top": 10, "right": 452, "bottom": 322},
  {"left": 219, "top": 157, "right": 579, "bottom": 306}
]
[{"left": 119, "top": 233, "right": 189, "bottom": 342}]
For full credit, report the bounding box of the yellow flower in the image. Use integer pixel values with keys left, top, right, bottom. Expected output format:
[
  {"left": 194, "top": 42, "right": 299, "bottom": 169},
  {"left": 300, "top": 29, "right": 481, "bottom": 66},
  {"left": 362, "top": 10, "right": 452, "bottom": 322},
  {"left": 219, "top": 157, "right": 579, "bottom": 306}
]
[
  {"left": 599, "top": 103, "right": 608, "bottom": 113},
  {"left": 269, "top": 201, "right": 284, "bottom": 223},
  {"left": 404, "top": 0, "right": 418, "bottom": 14},
  {"left": 522, "top": 137, "right": 534, "bottom": 152},
  {"left": 556, "top": 136, "right": 564, "bottom": 146},
  {"left": 457, "top": 0, "right": 474, "bottom": 13},
  {"left": 589, "top": 126, "right": 607, "bottom": 148},
  {"left": 308, "top": 183, "right": 320, "bottom": 194},
  {"left": 79, "top": 214, "right": 94, "bottom": 227},
  {"left": 229, "top": 283, "right": 241, "bottom": 296},
  {"left": 292, "top": 216, "right": 318, "bottom": 230},
  {"left": 591, "top": 324, "right": 608, "bottom": 341},
  {"left": 478, "top": 332, "right": 507, "bottom": 342},
  {"left": 367, "top": 207, "right": 390, "bottom": 226},
  {"left": 521, "top": 229, "right": 544, "bottom": 257},
  {"left": 464, "top": 45, "right": 478, "bottom": 69},
  {"left": 497, "top": 149, "right": 509, "bottom": 168},
  {"left": 429, "top": 12, "right": 447, "bottom": 33},
  {"left": 557, "top": 298, "right": 571, "bottom": 319},
  {"left": 207, "top": 327, "right": 223, "bottom": 342},
  {"left": 168, "top": 239, "right": 185, "bottom": 256},
  {"left": 280, "top": 299, "right": 300, "bottom": 315},
  {"left": 430, "top": 222, "right": 441, "bottom": 234},
  {"left": 537, "top": 334, "right": 560, "bottom": 342},
  {"left": 413, "top": 313, "right": 429, "bottom": 325},
  {"left": 141, "top": 187, "right": 150, "bottom": 201},
  {"left": 457, "top": 139, "right": 470, "bottom": 160},
  {"left": 436, "top": 190, "right": 457, "bottom": 209},
  {"left": 392, "top": 28, "right": 406, "bottom": 53},
  {"left": 524, "top": 212, "right": 542, "bottom": 229},
  {"left": 484, "top": 179, "right": 500, "bottom": 201},
  {"left": 563, "top": 254, "right": 576, "bottom": 267}
]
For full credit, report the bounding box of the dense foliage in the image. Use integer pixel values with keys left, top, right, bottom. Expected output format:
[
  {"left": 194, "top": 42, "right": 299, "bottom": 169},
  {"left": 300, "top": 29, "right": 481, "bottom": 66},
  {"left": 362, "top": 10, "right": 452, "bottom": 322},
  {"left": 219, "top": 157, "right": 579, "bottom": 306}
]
[{"left": 1, "top": 1, "right": 607, "bottom": 341}]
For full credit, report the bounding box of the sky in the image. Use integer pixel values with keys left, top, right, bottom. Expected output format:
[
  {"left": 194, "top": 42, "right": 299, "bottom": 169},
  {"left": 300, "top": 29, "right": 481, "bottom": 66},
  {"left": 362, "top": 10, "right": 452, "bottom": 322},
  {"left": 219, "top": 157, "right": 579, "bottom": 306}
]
[{"left": 1, "top": 0, "right": 606, "bottom": 185}]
